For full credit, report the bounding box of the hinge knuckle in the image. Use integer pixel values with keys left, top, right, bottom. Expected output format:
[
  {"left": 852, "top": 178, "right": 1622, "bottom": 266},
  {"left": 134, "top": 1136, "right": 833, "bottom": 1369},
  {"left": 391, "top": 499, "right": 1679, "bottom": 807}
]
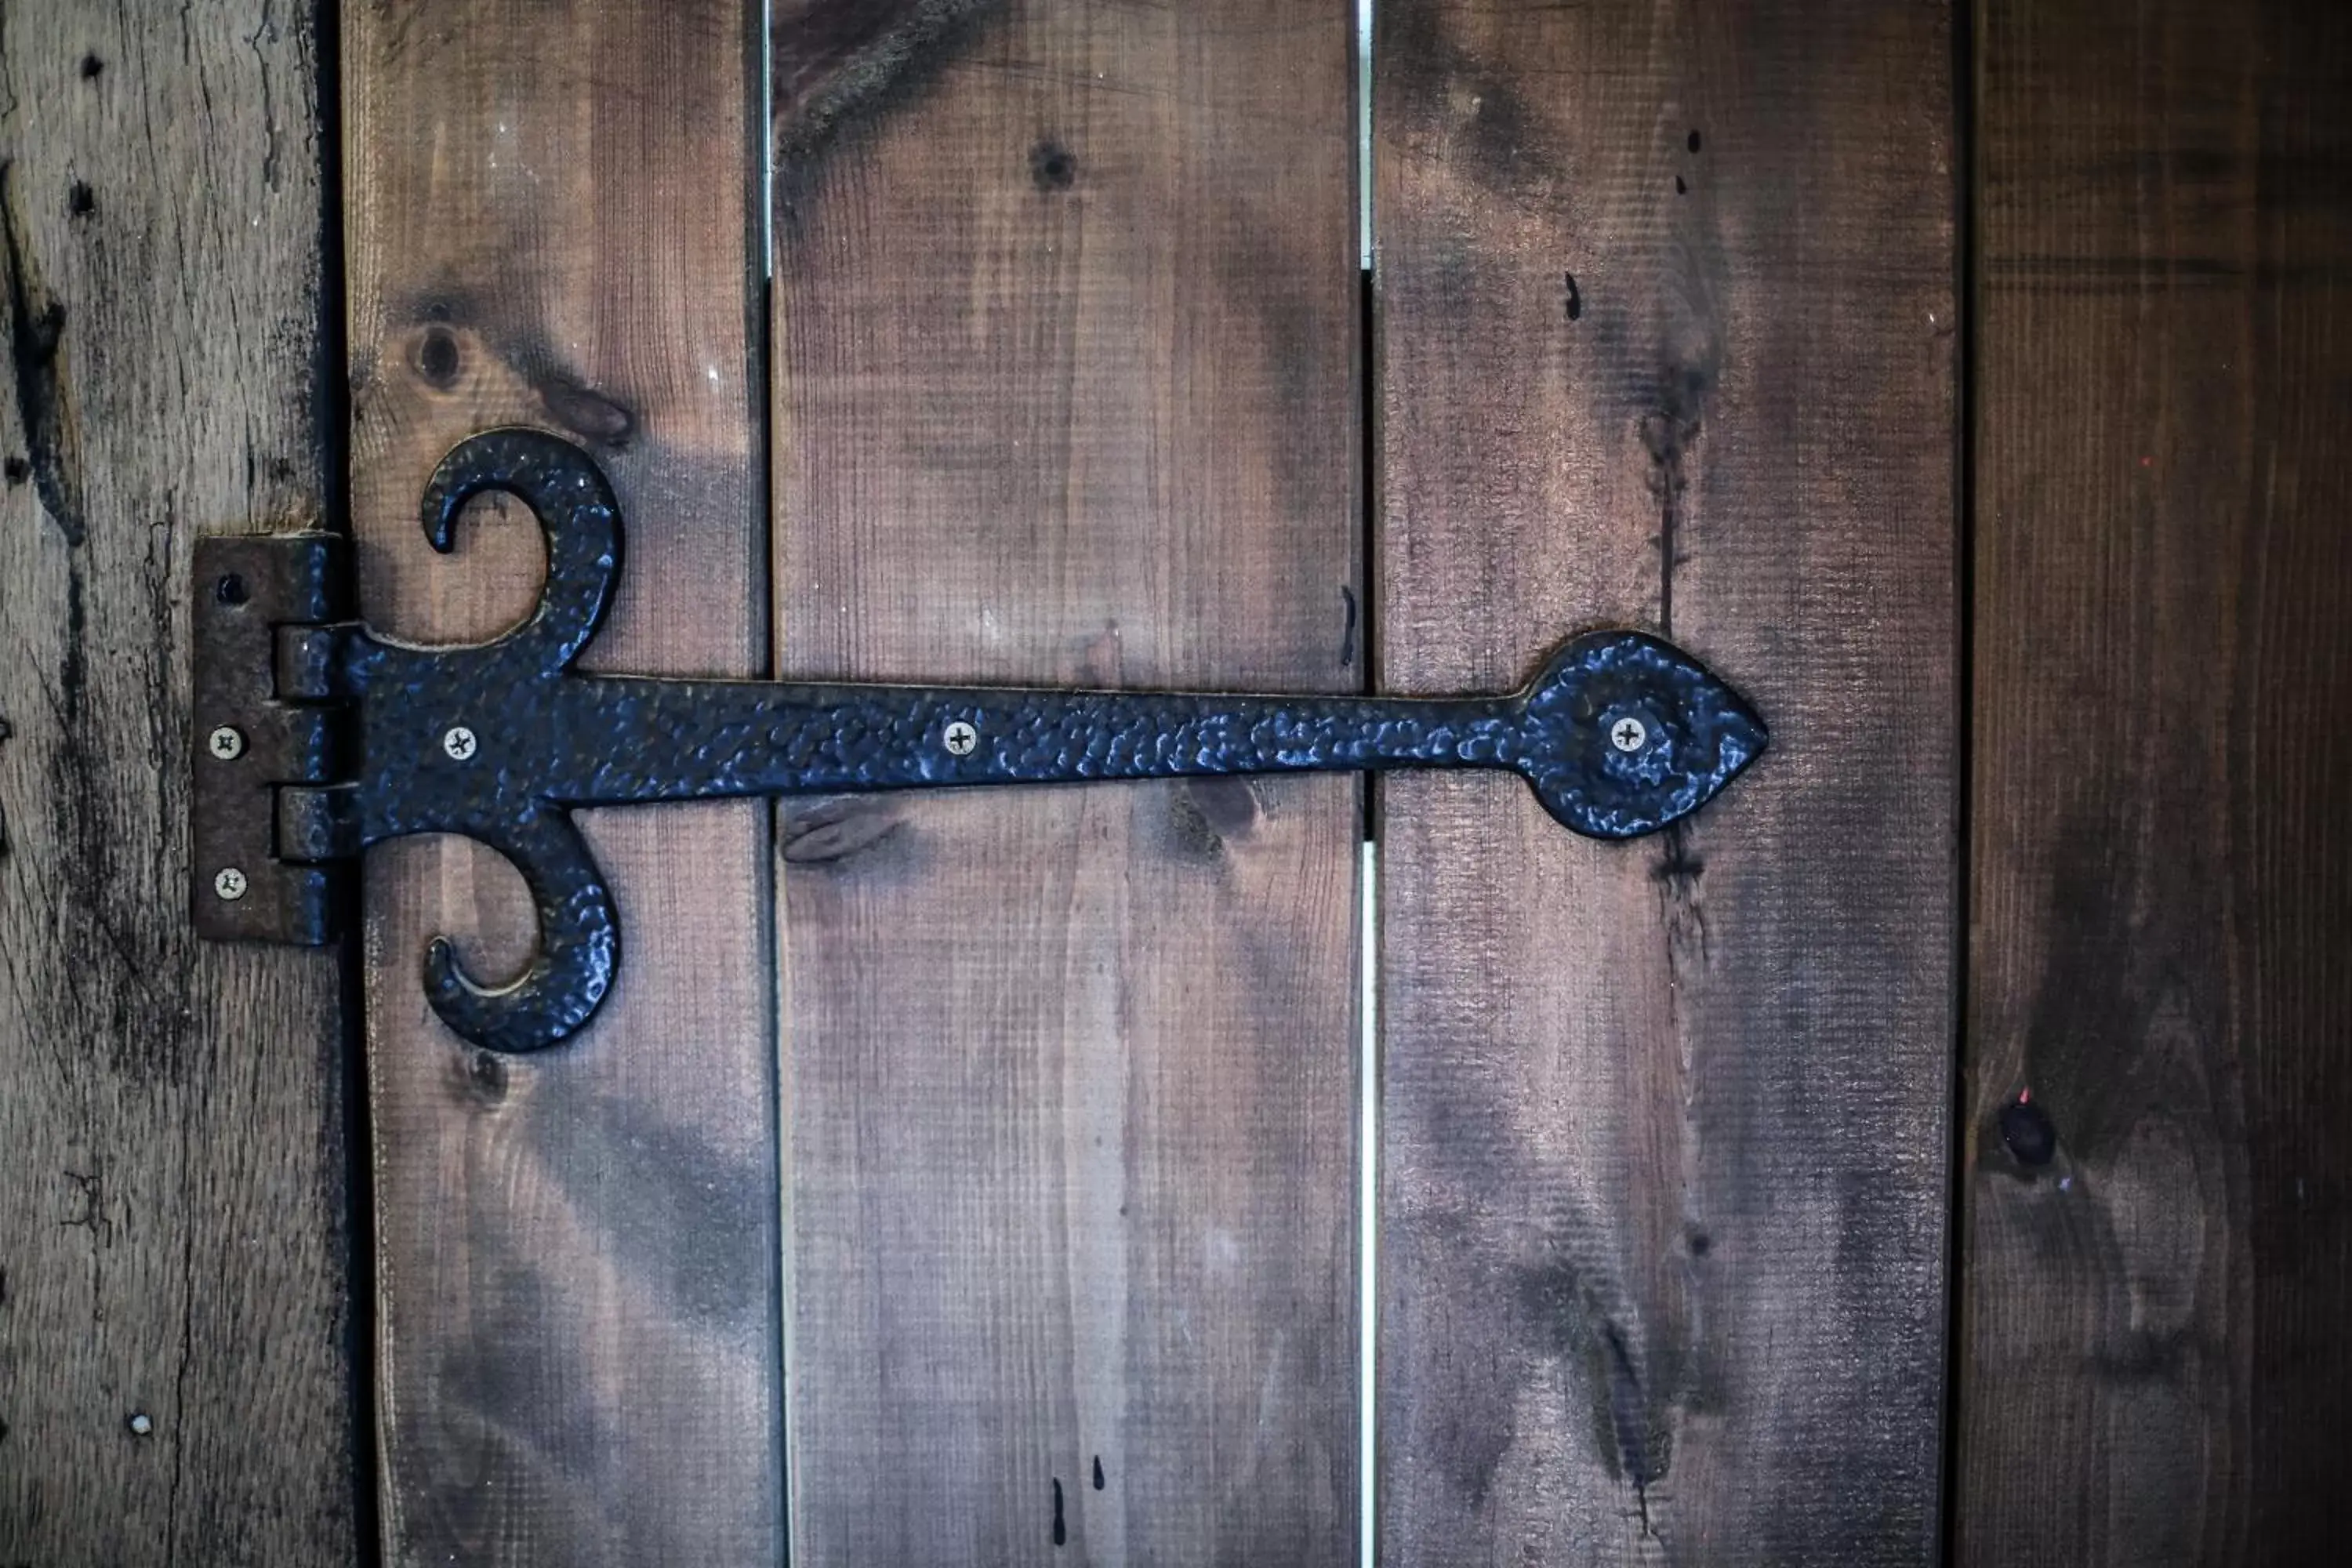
[
  {"left": 277, "top": 786, "right": 361, "bottom": 862},
  {"left": 237, "top": 704, "right": 342, "bottom": 782},
  {"left": 191, "top": 532, "right": 354, "bottom": 945},
  {"left": 275, "top": 624, "right": 347, "bottom": 702}
]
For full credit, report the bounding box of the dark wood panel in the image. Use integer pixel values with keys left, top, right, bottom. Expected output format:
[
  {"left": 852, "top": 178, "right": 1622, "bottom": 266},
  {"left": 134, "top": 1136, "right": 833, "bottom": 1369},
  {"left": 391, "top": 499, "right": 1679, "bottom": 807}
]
[
  {"left": 1373, "top": 1, "right": 1959, "bottom": 1559},
  {"left": 0, "top": 3, "right": 359, "bottom": 1563},
  {"left": 771, "top": 1, "right": 1361, "bottom": 1560},
  {"left": 1961, "top": 2, "right": 2352, "bottom": 1560},
  {"left": 343, "top": 1, "right": 779, "bottom": 1560}
]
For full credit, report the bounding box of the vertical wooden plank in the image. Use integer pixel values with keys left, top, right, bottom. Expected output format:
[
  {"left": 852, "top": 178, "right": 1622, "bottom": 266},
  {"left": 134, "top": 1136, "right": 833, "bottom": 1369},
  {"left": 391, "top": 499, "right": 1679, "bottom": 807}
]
[
  {"left": 343, "top": 2, "right": 778, "bottom": 1561},
  {"left": 0, "top": 5, "right": 360, "bottom": 1563},
  {"left": 771, "top": 2, "right": 1360, "bottom": 1561},
  {"left": 1961, "top": 3, "right": 2352, "bottom": 1560},
  {"left": 1374, "top": 2, "right": 1958, "bottom": 1560}
]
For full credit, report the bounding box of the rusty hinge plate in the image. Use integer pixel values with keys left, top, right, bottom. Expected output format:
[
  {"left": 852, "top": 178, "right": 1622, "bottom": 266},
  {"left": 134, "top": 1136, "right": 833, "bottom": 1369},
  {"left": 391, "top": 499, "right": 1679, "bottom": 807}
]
[
  {"left": 192, "top": 429, "right": 1767, "bottom": 1052},
  {"left": 191, "top": 532, "right": 349, "bottom": 945}
]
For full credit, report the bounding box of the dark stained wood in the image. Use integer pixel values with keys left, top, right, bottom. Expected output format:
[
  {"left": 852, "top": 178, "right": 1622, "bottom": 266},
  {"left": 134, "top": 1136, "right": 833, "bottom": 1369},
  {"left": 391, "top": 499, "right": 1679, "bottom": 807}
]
[
  {"left": 1960, "top": 3, "right": 2352, "bottom": 1560},
  {"left": 0, "top": 3, "right": 360, "bottom": 1563},
  {"left": 343, "top": 1, "right": 779, "bottom": 1560},
  {"left": 771, "top": 2, "right": 1361, "bottom": 1559},
  {"left": 1373, "top": 1, "right": 1958, "bottom": 1559}
]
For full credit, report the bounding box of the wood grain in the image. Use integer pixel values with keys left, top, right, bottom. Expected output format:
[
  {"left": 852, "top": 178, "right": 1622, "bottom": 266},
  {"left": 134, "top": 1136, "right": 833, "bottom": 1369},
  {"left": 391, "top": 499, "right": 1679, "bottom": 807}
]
[
  {"left": 0, "top": 3, "right": 360, "bottom": 1563},
  {"left": 771, "top": 1, "right": 1361, "bottom": 1560},
  {"left": 1960, "top": 2, "right": 2352, "bottom": 1560},
  {"left": 1373, "top": 1, "right": 1958, "bottom": 1559},
  {"left": 343, "top": 1, "right": 779, "bottom": 1560}
]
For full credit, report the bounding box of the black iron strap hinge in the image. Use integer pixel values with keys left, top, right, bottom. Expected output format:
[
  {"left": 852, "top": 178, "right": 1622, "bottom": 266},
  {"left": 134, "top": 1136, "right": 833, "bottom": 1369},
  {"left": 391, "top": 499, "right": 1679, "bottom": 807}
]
[{"left": 192, "top": 429, "right": 1768, "bottom": 1054}]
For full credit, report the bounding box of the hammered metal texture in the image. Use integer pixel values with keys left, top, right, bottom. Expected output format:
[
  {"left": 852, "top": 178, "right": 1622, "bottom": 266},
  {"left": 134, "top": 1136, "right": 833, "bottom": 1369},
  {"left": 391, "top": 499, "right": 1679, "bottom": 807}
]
[{"left": 265, "top": 428, "right": 1767, "bottom": 1051}]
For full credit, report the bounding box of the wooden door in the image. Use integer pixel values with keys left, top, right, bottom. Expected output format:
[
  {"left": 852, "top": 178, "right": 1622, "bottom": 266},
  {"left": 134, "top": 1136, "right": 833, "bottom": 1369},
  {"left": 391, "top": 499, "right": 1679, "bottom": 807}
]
[
  {"left": 3, "top": 2, "right": 2347, "bottom": 1566},
  {"left": 1374, "top": 3, "right": 1958, "bottom": 1555},
  {"left": 768, "top": 5, "right": 1362, "bottom": 1561}
]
